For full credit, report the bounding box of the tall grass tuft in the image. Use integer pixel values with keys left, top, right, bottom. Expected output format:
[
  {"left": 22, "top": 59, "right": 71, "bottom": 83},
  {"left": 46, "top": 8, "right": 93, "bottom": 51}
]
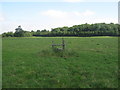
[{"left": 39, "top": 48, "right": 79, "bottom": 58}]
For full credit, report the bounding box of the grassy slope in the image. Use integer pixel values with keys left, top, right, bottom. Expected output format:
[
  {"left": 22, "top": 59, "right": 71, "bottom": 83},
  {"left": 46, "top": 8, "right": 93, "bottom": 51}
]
[{"left": 2, "top": 37, "right": 118, "bottom": 88}]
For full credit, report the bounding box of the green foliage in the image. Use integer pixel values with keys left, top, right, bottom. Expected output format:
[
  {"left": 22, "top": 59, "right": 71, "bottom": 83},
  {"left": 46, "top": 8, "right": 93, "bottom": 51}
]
[
  {"left": 2, "top": 32, "right": 14, "bottom": 37},
  {"left": 23, "top": 31, "right": 32, "bottom": 37},
  {"left": 2, "top": 37, "right": 118, "bottom": 88},
  {"left": 14, "top": 30, "right": 24, "bottom": 37},
  {"left": 2, "top": 23, "right": 119, "bottom": 37},
  {"left": 14, "top": 31, "right": 32, "bottom": 37},
  {"left": 33, "top": 23, "right": 118, "bottom": 37}
]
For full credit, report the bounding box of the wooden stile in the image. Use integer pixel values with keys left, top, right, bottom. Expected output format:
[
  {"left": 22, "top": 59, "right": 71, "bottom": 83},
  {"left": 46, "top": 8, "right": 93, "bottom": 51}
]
[{"left": 52, "top": 38, "right": 65, "bottom": 50}]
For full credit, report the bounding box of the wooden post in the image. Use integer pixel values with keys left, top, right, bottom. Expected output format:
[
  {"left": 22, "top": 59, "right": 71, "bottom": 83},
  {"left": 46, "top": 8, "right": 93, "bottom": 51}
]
[
  {"left": 62, "top": 38, "right": 65, "bottom": 50},
  {"left": 52, "top": 41, "right": 54, "bottom": 48},
  {"left": 52, "top": 38, "right": 65, "bottom": 50}
]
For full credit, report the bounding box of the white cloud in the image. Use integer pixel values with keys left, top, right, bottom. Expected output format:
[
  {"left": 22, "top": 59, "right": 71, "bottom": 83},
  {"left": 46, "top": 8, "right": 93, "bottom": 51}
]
[
  {"left": 41, "top": 10, "right": 95, "bottom": 19},
  {"left": 92, "top": 17, "right": 118, "bottom": 24},
  {"left": 74, "top": 10, "right": 95, "bottom": 16},
  {"left": 41, "top": 10, "right": 67, "bottom": 18},
  {"left": 64, "top": 0, "right": 83, "bottom": 2},
  {"left": 1, "top": 17, "right": 117, "bottom": 34},
  {"left": 0, "top": 17, "right": 4, "bottom": 21},
  {"left": 0, "top": 13, "right": 5, "bottom": 22},
  {"left": 1, "top": 10, "right": 117, "bottom": 34},
  {"left": 40, "top": 10, "right": 117, "bottom": 30}
]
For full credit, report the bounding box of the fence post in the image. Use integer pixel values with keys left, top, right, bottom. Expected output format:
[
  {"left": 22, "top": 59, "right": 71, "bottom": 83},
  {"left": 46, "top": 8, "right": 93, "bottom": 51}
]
[
  {"left": 52, "top": 38, "right": 65, "bottom": 50},
  {"left": 52, "top": 41, "right": 54, "bottom": 48},
  {"left": 62, "top": 38, "right": 65, "bottom": 50}
]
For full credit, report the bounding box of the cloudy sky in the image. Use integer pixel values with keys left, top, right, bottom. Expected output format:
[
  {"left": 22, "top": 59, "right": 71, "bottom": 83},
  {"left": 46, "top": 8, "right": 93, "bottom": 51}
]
[{"left": 0, "top": 0, "right": 118, "bottom": 34}]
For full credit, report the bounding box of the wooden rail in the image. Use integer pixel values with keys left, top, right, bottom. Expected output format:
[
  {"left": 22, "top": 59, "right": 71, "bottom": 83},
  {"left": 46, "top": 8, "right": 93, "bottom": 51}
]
[{"left": 52, "top": 38, "right": 65, "bottom": 50}]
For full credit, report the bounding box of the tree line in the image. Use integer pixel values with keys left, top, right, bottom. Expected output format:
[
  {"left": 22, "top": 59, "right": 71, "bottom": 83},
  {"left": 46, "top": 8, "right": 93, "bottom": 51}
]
[{"left": 2, "top": 23, "right": 120, "bottom": 37}]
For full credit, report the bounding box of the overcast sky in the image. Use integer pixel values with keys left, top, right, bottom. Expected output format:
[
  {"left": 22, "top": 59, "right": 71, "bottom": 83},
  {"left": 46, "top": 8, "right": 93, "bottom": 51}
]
[{"left": 0, "top": 0, "right": 118, "bottom": 34}]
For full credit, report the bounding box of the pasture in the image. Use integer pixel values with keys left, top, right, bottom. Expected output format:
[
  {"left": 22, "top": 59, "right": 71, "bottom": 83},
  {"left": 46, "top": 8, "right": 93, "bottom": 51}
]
[{"left": 2, "top": 37, "right": 118, "bottom": 88}]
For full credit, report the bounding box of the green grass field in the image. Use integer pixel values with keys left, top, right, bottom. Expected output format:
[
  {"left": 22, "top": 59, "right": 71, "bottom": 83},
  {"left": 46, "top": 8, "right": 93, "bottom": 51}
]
[{"left": 2, "top": 37, "right": 118, "bottom": 88}]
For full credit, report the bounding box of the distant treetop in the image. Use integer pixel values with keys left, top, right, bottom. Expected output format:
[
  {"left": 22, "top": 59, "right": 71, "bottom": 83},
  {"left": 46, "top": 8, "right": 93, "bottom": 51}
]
[{"left": 15, "top": 25, "right": 23, "bottom": 32}]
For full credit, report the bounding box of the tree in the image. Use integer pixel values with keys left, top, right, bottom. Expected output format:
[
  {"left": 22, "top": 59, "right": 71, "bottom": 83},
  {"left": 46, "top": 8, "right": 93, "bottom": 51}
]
[
  {"left": 2, "top": 23, "right": 119, "bottom": 37},
  {"left": 2, "top": 32, "right": 14, "bottom": 37}
]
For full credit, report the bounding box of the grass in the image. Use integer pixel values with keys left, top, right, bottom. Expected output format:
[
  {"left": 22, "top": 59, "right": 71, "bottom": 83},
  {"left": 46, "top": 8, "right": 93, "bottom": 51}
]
[{"left": 2, "top": 37, "right": 118, "bottom": 88}]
